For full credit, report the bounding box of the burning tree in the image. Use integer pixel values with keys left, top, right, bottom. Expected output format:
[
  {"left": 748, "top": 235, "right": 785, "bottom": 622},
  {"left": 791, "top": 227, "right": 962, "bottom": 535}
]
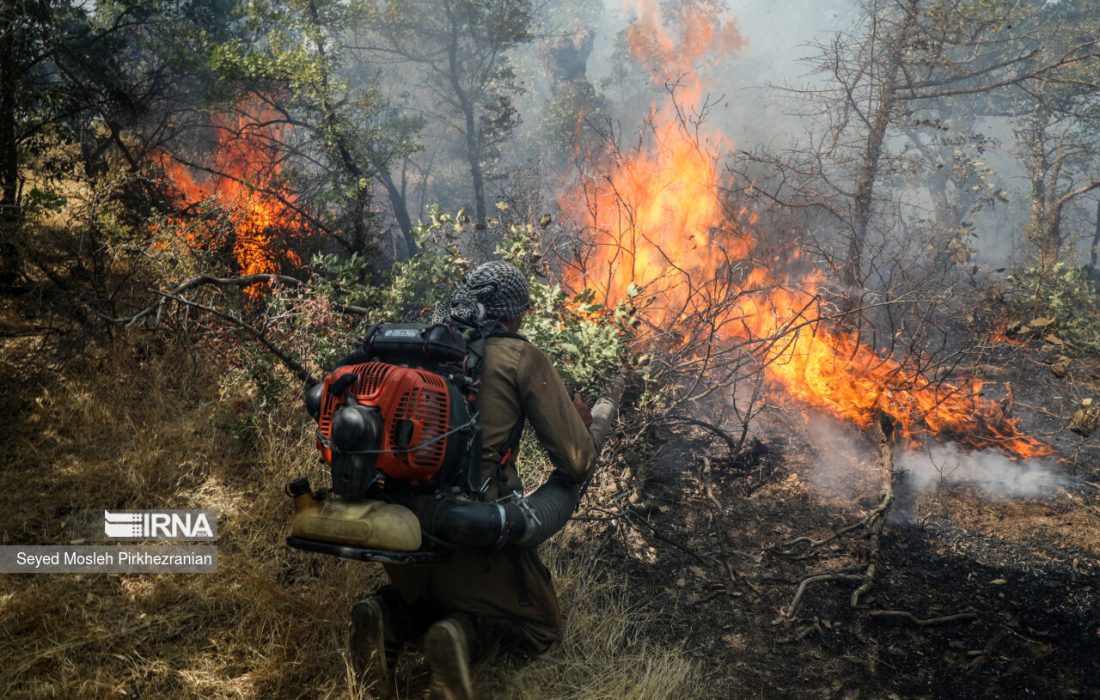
[
  {"left": 562, "top": 0, "right": 1051, "bottom": 462},
  {"left": 531, "top": 2, "right": 1096, "bottom": 634},
  {"left": 157, "top": 100, "right": 309, "bottom": 299}
]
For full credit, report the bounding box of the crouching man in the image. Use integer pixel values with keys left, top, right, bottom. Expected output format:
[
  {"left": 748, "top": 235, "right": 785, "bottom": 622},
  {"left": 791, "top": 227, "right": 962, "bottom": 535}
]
[{"left": 351, "top": 261, "right": 596, "bottom": 699}]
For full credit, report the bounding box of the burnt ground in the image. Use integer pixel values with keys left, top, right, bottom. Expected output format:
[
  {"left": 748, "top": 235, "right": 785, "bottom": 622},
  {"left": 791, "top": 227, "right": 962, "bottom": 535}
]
[
  {"left": 572, "top": 343, "right": 1100, "bottom": 699},
  {"left": 578, "top": 431, "right": 1099, "bottom": 699}
]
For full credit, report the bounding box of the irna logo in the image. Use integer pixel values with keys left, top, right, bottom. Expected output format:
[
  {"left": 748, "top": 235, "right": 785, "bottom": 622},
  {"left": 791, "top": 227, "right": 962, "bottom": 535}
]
[{"left": 103, "top": 510, "right": 216, "bottom": 540}]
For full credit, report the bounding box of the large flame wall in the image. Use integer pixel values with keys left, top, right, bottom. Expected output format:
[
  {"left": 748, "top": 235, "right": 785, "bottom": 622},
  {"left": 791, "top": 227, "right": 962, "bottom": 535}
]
[{"left": 562, "top": 2, "right": 1050, "bottom": 460}]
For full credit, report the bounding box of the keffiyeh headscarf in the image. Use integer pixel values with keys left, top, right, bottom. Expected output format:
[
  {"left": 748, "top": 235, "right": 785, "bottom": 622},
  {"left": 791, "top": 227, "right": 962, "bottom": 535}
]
[{"left": 433, "top": 261, "right": 531, "bottom": 326}]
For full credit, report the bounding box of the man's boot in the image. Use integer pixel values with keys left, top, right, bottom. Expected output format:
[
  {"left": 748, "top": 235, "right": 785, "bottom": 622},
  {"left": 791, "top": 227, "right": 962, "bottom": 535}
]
[
  {"left": 350, "top": 597, "right": 394, "bottom": 699},
  {"left": 423, "top": 614, "right": 476, "bottom": 700}
]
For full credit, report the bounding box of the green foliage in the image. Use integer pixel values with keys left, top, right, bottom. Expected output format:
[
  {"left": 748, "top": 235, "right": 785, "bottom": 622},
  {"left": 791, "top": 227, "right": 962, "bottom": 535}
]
[
  {"left": 520, "top": 281, "right": 630, "bottom": 390},
  {"left": 496, "top": 224, "right": 634, "bottom": 391},
  {"left": 312, "top": 208, "right": 470, "bottom": 317},
  {"left": 537, "top": 78, "right": 606, "bottom": 165},
  {"left": 1007, "top": 262, "right": 1100, "bottom": 352},
  {"left": 303, "top": 212, "right": 633, "bottom": 390},
  {"left": 263, "top": 208, "right": 471, "bottom": 371}
]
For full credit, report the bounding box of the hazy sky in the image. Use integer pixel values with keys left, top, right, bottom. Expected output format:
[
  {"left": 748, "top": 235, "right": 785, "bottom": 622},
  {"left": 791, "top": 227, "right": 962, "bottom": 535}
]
[{"left": 581, "top": 0, "right": 858, "bottom": 148}]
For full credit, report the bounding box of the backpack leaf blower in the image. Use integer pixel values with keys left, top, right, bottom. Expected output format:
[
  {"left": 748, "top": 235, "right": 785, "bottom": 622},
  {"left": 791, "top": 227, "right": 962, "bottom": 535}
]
[{"left": 284, "top": 323, "right": 623, "bottom": 565}]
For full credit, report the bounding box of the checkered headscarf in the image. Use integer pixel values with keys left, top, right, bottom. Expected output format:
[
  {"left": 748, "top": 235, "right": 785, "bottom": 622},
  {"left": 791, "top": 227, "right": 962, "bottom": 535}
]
[{"left": 433, "top": 261, "right": 531, "bottom": 326}]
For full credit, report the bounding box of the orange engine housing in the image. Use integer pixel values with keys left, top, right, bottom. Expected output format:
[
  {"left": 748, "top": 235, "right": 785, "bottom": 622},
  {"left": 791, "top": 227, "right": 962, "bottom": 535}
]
[{"left": 316, "top": 362, "right": 460, "bottom": 484}]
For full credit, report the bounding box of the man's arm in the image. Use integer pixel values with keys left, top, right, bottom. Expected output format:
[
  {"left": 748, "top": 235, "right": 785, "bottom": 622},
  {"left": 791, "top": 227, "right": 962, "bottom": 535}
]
[{"left": 516, "top": 344, "right": 597, "bottom": 484}]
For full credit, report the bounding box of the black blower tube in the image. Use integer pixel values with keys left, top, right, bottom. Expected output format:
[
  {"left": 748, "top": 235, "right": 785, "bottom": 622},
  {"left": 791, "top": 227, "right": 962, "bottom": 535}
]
[
  {"left": 417, "top": 373, "right": 626, "bottom": 549},
  {"left": 514, "top": 470, "right": 582, "bottom": 546},
  {"left": 416, "top": 470, "right": 580, "bottom": 549}
]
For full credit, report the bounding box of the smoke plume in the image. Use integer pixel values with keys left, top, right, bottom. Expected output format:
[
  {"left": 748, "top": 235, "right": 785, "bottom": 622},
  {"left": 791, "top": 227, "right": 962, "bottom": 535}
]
[{"left": 896, "top": 443, "right": 1067, "bottom": 500}]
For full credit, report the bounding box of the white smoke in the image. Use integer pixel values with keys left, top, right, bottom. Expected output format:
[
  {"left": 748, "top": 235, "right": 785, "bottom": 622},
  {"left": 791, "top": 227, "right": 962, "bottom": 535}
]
[
  {"left": 798, "top": 411, "right": 1068, "bottom": 503},
  {"left": 804, "top": 414, "right": 880, "bottom": 502},
  {"left": 896, "top": 442, "right": 1067, "bottom": 500}
]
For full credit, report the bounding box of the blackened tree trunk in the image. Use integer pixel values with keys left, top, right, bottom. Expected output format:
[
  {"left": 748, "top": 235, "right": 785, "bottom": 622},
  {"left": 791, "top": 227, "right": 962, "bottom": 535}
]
[
  {"left": 0, "top": 17, "right": 21, "bottom": 288},
  {"left": 461, "top": 102, "right": 488, "bottom": 230},
  {"left": 378, "top": 167, "right": 418, "bottom": 255}
]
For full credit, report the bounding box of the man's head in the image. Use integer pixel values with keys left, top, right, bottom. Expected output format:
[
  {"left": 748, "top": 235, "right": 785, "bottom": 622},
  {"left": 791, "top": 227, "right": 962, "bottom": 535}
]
[
  {"left": 466, "top": 260, "right": 530, "bottom": 321},
  {"left": 435, "top": 260, "right": 530, "bottom": 328}
]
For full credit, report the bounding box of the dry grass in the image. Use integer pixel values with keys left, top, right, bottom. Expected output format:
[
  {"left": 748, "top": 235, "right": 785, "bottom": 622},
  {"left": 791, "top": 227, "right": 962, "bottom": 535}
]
[
  {"left": 475, "top": 542, "right": 703, "bottom": 700},
  {"left": 0, "top": 336, "right": 700, "bottom": 699}
]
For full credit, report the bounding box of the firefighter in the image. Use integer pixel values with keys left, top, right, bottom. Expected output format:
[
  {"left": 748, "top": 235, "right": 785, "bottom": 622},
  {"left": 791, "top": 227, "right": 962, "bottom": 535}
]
[{"left": 350, "top": 260, "right": 596, "bottom": 700}]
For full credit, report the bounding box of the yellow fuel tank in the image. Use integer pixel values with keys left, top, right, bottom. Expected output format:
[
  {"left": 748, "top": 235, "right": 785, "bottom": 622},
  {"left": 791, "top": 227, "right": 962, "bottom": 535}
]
[{"left": 290, "top": 494, "right": 422, "bottom": 552}]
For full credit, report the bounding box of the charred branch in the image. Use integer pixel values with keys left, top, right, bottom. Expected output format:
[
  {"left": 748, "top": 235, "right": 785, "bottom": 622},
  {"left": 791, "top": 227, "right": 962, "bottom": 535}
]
[
  {"left": 781, "top": 414, "right": 898, "bottom": 619},
  {"left": 101, "top": 273, "right": 369, "bottom": 329},
  {"left": 156, "top": 290, "right": 315, "bottom": 385},
  {"left": 664, "top": 415, "right": 739, "bottom": 456},
  {"left": 863, "top": 610, "right": 979, "bottom": 626},
  {"left": 783, "top": 569, "right": 868, "bottom": 618},
  {"left": 702, "top": 456, "right": 760, "bottom": 594},
  {"left": 849, "top": 414, "right": 896, "bottom": 608}
]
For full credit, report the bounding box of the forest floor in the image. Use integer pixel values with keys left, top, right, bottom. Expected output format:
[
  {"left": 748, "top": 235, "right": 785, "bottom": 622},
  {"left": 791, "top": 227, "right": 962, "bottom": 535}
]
[
  {"left": 592, "top": 424, "right": 1100, "bottom": 699},
  {"left": 587, "top": 342, "right": 1100, "bottom": 699},
  {"left": 0, "top": 324, "right": 1097, "bottom": 699}
]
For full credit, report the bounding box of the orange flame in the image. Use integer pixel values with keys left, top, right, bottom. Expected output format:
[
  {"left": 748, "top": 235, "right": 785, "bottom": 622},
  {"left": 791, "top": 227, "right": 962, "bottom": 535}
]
[
  {"left": 626, "top": 0, "right": 745, "bottom": 84},
  {"left": 160, "top": 99, "right": 304, "bottom": 297},
  {"left": 991, "top": 325, "right": 1028, "bottom": 347},
  {"left": 563, "top": 4, "right": 1052, "bottom": 460}
]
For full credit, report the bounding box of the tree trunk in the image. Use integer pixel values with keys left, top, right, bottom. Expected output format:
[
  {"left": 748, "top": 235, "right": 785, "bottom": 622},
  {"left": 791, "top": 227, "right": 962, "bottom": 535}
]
[
  {"left": 1023, "top": 110, "right": 1056, "bottom": 265},
  {"left": 0, "top": 15, "right": 21, "bottom": 288},
  {"left": 378, "top": 167, "right": 418, "bottom": 257},
  {"left": 444, "top": 2, "right": 487, "bottom": 229},
  {"left": 845, "top": 0, "right": 919, "bottom": 292},
  {"left": 1041, "top": 202, "right": 1065, "bottom": 263},
  {"left": 848, "top": 96, "right": 893, "bottom": 289},
  {"left": 1090, "top": 198, "right": 1100, "bottom": 271},
  {"left": 463, "top": 110, "right": 488, "bottom": 230}
]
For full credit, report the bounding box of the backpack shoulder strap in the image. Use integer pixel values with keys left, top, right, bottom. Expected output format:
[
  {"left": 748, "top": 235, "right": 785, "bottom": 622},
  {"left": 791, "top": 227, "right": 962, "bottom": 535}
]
[
  {"left": 485, "top": 329, "right": 528, "bottom": 342},
  {"left": 459, "top": 323, "right": 531, "bottom": 500},
  {"left": 458, "top": 322, "right": 526, "bottom": 385}
]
